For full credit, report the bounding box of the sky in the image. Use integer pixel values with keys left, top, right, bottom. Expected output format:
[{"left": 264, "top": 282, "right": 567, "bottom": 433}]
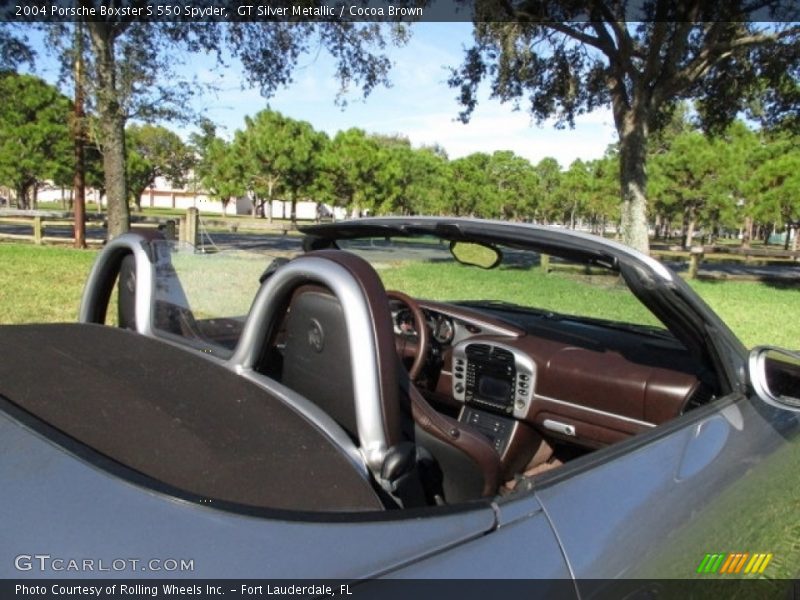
[{"left": 28, "top": 22, "right": 618, "bottom": 168}]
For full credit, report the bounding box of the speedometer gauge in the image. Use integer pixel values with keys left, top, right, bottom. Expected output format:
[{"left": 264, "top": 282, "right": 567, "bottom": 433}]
[{"left": 433, "top": 317, "right": 455, "bottom": 344}]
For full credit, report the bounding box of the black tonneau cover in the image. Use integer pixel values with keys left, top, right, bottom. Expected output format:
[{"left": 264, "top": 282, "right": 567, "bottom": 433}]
[{"left": 0, "top": 324, "right": 382, "bottom": 512}]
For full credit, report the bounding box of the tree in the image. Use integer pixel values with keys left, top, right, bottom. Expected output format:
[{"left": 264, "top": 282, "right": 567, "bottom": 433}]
[
  {"left": 747, "top": 133, "right": 800, "bottom": 248},
  {"left": 649, "top": 130, "right": 726, "bottom": 248},
  {"left": 558, "top": 159, "right": 591, "bottom": 229},
  {"left": 125, "top": 124, "right": 194, "bottom": 211},
  {"left": 485, "top": 151, "right": 539, "bottom": 220},
  {"left": 0, "top": 73, "right": 72, "bottom": 209},
  {"left": 233, "top": 110, "right": 326, "bottom": 221},
  {"left": 191, "top": 120, "right": 245, "bottom": 215},
  {"left": 318, "top": 128, "right": 387, "bottom": 217},
  {"left": 449, "top": 153, "right": 495, "bottom": 217},
  {"left": 397, "top": 146, "right": 452, "bottom": 216},
  {"left": 708, "top": 121, "right": 762, "bottom": 246},
  {"left": 532, "top": 157, "right": 563, "bottom": 223},
  {"left": 371, "top": 137, "right": 451, "bottom": 216},
  {"left": 584, "top": 151, "right": 620, "bottom": 235},
  {"left": 38, "top": 16, "right": 408, "bottom": 237},
  {"left": 449, "top": 3, "right": 800, "bottom": 252}
]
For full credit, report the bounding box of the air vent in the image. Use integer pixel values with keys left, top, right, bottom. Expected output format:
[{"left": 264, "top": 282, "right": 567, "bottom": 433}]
[
  {"left": 466, "top": 344, "right": 492, "bottom": 360},
  {"left": 466, "top": 343, "right": 515, "bottom": 364},
  {"left": 493, "top": 347, "right": 515, "bottom": 365}
]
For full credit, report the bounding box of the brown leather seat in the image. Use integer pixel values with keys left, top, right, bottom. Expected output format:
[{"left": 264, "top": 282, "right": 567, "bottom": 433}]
[{"left": 270, "top": 250, "right": 501, "bottom": 505}]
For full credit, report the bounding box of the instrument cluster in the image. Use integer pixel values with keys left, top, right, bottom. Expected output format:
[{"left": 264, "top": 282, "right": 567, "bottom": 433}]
[{"left": 393, "top": 308, "right": 456, "bottom": 345}]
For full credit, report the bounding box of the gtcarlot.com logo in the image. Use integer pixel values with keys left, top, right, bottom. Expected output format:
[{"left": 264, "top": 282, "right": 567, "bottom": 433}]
[{"left": 14, "top": 554, "right": 195, "bottom": 573}]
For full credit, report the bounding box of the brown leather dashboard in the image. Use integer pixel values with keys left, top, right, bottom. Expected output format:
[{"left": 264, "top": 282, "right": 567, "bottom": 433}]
[{"left": 418, "top": 301, "right": 702, "bottom": 452}]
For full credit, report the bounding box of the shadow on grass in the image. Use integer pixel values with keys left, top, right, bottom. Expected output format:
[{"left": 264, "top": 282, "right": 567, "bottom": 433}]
[{"left": 695, "top": 275, "right": 800, "bottom": 289}]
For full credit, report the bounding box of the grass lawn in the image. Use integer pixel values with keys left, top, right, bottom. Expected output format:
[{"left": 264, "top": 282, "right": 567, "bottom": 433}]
[
  {"left": 379, "top": 260, "right": 664, "bottom": 329},
  {"left": 689, "top": 280, "right": 800, "bottom": 350},
  {"left": 0, "top": 244, "right": 98, "bottom": 324},
  {"left": 0, "top": 242, "right": 798, "bottom": 350}
]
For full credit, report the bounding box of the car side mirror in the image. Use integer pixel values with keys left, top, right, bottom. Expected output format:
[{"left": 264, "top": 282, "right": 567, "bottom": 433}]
[
  {"left": 449, "top": 241, "right": 502, "bottom": 269},
  {"left": 749, "top": 347, "right": 800, "bottom": 410}
]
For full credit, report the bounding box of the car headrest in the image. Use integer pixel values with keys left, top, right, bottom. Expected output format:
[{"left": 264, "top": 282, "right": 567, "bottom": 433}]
[{"left": 230, "top": 249, "right": 402, "bottom": 473}]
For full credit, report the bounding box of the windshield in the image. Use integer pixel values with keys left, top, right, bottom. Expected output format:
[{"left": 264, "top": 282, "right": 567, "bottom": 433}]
[
  {"left": 148, "top": 232, "right": 670, "bottom": 358},
  {"left": 335, "top": 235, "right": 667, "bottom": 332}
]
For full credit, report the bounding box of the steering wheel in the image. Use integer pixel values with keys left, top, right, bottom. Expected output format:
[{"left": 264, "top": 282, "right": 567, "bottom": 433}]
[{"left": 386, "top": 290, "right": 430, "bottom": 381}]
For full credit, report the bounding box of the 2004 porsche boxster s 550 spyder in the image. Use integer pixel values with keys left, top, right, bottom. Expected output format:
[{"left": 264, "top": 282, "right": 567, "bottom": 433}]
[{"left": 1, "top": 217, "right": 799, "bottom": 588}]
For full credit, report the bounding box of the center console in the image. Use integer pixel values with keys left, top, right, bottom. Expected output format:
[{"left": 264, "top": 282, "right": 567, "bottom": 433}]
[{"left": 451, "top": 341, "right": 535, "bottom": 456}]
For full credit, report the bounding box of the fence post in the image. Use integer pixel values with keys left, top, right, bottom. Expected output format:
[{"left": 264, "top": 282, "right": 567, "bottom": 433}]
[
  {"left": 164, "top": 219, "right": 176, "bottom": 241},
  {"left": 688, "top": 246, "right": 704, "bottom": 279},
  {"left": 185, "top": 207, "right": 199, "bottom": 247},
  {"left": 540, "top": 253, "right": 550, "bottom": 274},
  {"left": 33, "top": 216, "right": 43, "bottom": 245}
]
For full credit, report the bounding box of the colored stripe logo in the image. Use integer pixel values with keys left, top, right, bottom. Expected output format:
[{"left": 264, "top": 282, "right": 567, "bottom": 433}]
[{"left": 696, "top": 553, "right": 773, "bottom": 574}]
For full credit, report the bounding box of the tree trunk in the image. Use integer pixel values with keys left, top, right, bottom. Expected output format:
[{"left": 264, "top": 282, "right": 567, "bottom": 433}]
[
  {"left": 267, "top": 180, "right": 274, "bottom": 224},
  {"left": 741, "top": 215, "right": 752, "bottom": 249},
  {"left": 73, "top": 20, "right": 86, "bottom": 249},
  {"left": 88, "top": 23, "right": 129, "bottom": 239},
  {"left": 618, "top": 113, "right": 650, "bottom": 254},
  {"left": 15, "top": 185, "right": 25, "bottom": 210},
  {"left": 684, "top": 212, "right": 696, "bottom": 250}
]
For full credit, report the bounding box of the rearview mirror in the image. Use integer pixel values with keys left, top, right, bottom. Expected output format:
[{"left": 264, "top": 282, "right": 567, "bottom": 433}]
[
  {"left": 449, "top": 241, "right": 502, "bottom": 269},
  {"left": 749, "top": 347, "right": 800, "bottom": 410}
]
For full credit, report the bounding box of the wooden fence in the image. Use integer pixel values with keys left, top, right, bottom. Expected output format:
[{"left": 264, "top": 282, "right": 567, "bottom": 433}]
[
  {"left": 0, "top": 209, "right": 188, "bottom": 246},
  {"left": 0, "top": 208, "right": 301, "bottom": 248},
  {"left": 650, "top": 244, "right": 800, "bottom": 279},
  {"left": 2, "top": 212, "right": 796, "bottom": 279}
]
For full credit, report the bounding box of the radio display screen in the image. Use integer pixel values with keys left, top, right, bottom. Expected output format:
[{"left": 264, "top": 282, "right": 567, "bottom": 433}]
[{"left": 477, "top": 375, "right": 512, "bottom": 404}]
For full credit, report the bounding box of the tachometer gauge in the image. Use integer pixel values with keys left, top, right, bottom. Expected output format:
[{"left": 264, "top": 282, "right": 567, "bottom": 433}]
[
  {"left": 433, "top": 317, "right": 455, "bottom": 344},
  {"left": 395, "top": 309, "right": 416, "bottom": 335}
]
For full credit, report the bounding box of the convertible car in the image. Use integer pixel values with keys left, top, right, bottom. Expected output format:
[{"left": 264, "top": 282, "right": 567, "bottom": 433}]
[{"left": 1, "top": 217, "right": 799, "bottom": 590}]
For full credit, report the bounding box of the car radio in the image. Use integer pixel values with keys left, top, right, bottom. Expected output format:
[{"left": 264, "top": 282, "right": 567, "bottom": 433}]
[{"left": 451, "top": 342, "right": 535, "bottom": 418}]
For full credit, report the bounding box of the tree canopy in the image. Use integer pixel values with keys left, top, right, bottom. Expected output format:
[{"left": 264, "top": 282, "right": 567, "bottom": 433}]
[
  {"left": 125, "top": 123, "right": 195, "bottom": 211},
  {"left": 449, "top": 2, "right": 800, "bottom": 252},
  {"left": 0, "top": 24, "right": 33, "bottom": 71},
  {"left": 231, "top": 109, "right": 327, "bottom": 220},
  {"left": 190, "top": 119, "right": 245, "bottom": 214},
  {"left": 0, "top": 72, "right": 72, "bottom": 208},
  {"left": 32, "top": 17, "right": 409, "bottom": 237}
]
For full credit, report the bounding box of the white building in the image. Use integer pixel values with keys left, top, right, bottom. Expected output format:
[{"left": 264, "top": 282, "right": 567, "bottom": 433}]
[{"left": 32, "top": 176, "right": 346, "bottom": 221}]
